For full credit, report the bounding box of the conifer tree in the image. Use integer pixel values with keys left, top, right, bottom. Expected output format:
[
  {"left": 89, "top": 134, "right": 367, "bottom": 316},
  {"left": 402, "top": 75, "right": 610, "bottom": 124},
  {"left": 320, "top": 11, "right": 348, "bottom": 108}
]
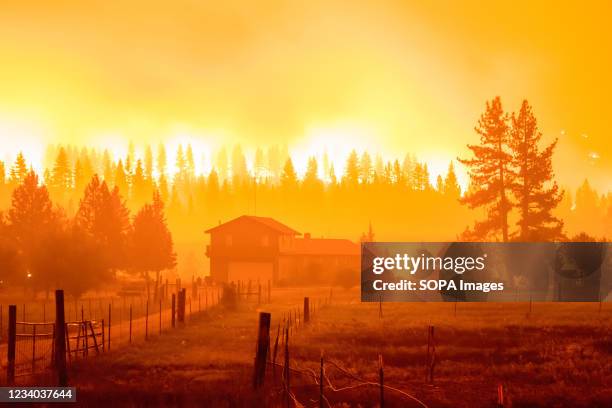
[
  {"left": 254, "top": 148, "right": 266, "bottom": 181},
  {"left": 10, "top": 152, "right": 28, "bottom": 185},
  {"left": 303, "top": 156, "right": 322, "bottom": 191},
  {"left": 158, "top": 174, "right": 169, "bottom": 204},
  {"left": 509, "top": 100, "right": 563, "bottom": 240},
  {"left": 436, "top": 175, "right": 444, "bottom": 192},
  {"left": 280, "top": 158, "right": 298, "bottom": 190},
  {"left": 8, "top": 171, "right": 57, "bottom": 250},
  {"left": 0, "top": 161, "right": 5, "bottom": 185},
  {"left": 132, "top": 160, "right": 148, "bottom": 206},
  {"left": 443, "top": 161, "right": 461, "bottom": 198},
  {"left": 129, "top": 192, "right": 176, "bottom": 296},
  {"left": 114, "top": 160, "right": 128, "bottom": 198},
  {"left": 157, "top": 143, "right": 167, "bottom": 177},
  {"left": 344, "top": 150, "right": 360, "bottom": 185},
  {"left": 51, "top": 147, "right": 72, "bottom": 190},
  {"left": 186, "top": 144, "right": 196, "bottom": 182},
  {"left": 459, "top": 96, "right": 513, "bottom": 241},
  {"left": 75, "top": 175, "right": 131, "bottom": 270},
  {"left": 360, "top": 152, "right": 373, "bottom": 184},
  {"left": 144, "top": 145, "right": 154, "bottom": 180}
]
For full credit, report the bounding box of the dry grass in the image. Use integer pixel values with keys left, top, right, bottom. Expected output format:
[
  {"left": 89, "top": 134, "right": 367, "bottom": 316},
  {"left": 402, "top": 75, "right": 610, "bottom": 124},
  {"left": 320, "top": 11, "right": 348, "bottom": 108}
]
[{"left": 66, "top": 288, "right": 612, "bottom": 407}]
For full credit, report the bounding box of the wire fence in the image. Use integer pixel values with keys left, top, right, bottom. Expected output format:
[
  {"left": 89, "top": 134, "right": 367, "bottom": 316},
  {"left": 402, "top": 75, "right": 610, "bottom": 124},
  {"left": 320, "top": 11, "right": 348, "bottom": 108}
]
[
  {"left": 0, "top": 284, "right": 224, "bottom": 386},
  {"left": 249, "top": 291, "right": 431, "bottom": 408}
]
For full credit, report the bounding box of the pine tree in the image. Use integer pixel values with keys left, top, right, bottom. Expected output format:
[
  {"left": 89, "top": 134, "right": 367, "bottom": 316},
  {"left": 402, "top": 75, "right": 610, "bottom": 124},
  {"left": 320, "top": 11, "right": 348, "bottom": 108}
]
[
  {"left": 231, "top": 145, "right": 248, "bottom": 184},
  {"left": 74, "top": 159, "right": 85, "bottom": 193},
  {"left": 158, "top": 174, "right": 169, "bottom": 204},
  {"left": 216, "top": 147, "right": 228, "bottom": 182},
  {"left": 144, "top": 145, "right": 154, "bottom": 180},
  {"left": 509, "top": 100, "right": 564, "bottom": 241},
  {"left": 10, "top": 152, "right": 28, "bottom": 185},
  {"left": 443, "top": 161, "right": 461, "bottom": 198},
  {"left": 254, "top": 148, "right": 266, "bottom": 181},
  {"left": 360, "top": 221, "right": 375, "bottom": 242},
  {"left": 186, "top": 144, "right": 195, "bottom": 182},
  {"left": 436, "top": 175, "right": 444, "bottom": 192},
  {"left": 374, "top": 155, "right": 384, "bottom": 183},
  {"left": 402, "top": 154, "right": 415, "bottom": 188},
  {"left": 422, "top": 164, "right": 431, "bottom": 190},
  {"left": 103, "top": 150, "right": 114, "bottom": 183},
  {"left": 393, "top": 160, "right": 403, "bottom": 185},
  {"left": 75, "top": 175, "right": 131, "bottom": 270},
  {"left": 8, "top": 171, "right": 57, "bottom": 249},
  {"left": 459, "top": 96, "right": 513, "bottom": 241},
  {"left": 132, "top": 160, "right": 148, "bottom": 206},
  {"left": 329, "top": 164, "right": 337, "bottom": 185},
  {"left": 360, "top": 152, "right": 373, "bottom": 184},
  {"left": 322, "top": 151, "right": 331, "bottom": 183},
  {"left": 344, "top": 150, "right": 360, "bottom": 185},
  {"left": 303, "top": 156, "right": 318, "bottom": 182},
  {"left": 51, "top": 147, "right": 72, "bottom": 190},
  {"left": 0, "top": 161, "right": 5, "bottom": 185},
  {"left": 129, "top": 191, "right": 176, "bottom": 296},
  {"left": 157, "top": 144, "right": 167, "bottom": 177},
  {"left": 174, "top": 145, "right": 186, "bottom": 187},
  {"left": 280, "top": 158, "right": 298, "bottom": 190},
  {"left": 303, "top": 156, "right": 322, "bottom": 191},
  {"left": 125, "top": 141, "right": 135, "bottom": 176},
  {"left": 114, "top": 160, "right": 128, "bottom": 198}
]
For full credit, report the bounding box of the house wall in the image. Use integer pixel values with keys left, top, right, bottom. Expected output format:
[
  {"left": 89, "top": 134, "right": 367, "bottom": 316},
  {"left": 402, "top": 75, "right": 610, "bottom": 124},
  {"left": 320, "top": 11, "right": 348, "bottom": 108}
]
[{"left": 208, "top": 220, "right": 290, "bottom": 283}]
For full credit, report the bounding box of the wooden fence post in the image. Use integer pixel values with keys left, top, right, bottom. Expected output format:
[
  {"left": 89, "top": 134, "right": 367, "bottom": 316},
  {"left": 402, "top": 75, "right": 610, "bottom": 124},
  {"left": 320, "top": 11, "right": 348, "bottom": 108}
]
[
  {"left": 304, "top": 297, "right": 310, "bottom": 324},
  {"left": 7, "top": 305, "right": 16, "bottom": 385},
  {"left": 54, "top": 290, "right": 67, "bottom": 386},
  {"left": 272, "top": 323, "right": 280, "bottom": 383},
  {"left": 253, "top": 312, "right": 271, "bottom": 389},
  {"left": 108, "top": 303, "right": 111, "bottom": 351},
  {"left": 171, "top": 294, "right": 176, "bottom": 328},
  {"left": 145, "top": 299, "right": 149, "bottom": 340},
  {"left": 319, "top": 351, "right": 324, "bottom": 408},
  {"left": 379, "top": 354, "right": 384, "bottom": 408},
  {"left": 283, "top": 327, "right": 290, "bottom": 408},
  {"left": 427, "top": 325, "right": 436, "bottom": 383},
  {"left": 178, "top": 289, "right": 186, "bottom": 323}
]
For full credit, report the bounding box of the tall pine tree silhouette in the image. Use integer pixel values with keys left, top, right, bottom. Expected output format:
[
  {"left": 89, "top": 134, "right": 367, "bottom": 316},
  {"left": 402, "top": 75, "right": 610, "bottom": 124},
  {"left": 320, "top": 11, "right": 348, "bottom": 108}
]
[
  {"left": 130, "top": 191, "right": 176, "bottom": 298},
  {"left": 459, "top": 96, "right": 512, "bottom": 241},
  {"left": 509, "top": 100, "right": 563, "bottom": 240}
]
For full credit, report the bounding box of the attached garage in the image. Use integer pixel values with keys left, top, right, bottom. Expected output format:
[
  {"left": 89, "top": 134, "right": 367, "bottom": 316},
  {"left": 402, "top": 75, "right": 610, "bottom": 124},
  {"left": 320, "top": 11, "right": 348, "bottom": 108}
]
[{"left": 227, "top": 261, "right": 274, "bottom": 283}]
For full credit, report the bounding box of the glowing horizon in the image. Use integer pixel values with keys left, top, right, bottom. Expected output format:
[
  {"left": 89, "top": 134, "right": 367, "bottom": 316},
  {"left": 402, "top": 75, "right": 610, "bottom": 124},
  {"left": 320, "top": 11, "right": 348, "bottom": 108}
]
[{"left": 0, "top": 1, "right": 610, "bottom": 192}]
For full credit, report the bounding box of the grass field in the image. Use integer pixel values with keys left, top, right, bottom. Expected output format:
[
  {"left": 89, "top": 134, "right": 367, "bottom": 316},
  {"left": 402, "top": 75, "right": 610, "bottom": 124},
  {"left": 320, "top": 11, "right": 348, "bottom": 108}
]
[{"left": 61, "top": 287, "right": 612, "bottom": 407}]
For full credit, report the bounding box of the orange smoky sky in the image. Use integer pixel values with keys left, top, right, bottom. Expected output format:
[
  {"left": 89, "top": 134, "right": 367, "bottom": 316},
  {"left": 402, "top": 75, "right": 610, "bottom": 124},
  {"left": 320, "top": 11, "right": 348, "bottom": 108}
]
[{"left": 0, "top": 0, "right": 610, "bottom": 191}]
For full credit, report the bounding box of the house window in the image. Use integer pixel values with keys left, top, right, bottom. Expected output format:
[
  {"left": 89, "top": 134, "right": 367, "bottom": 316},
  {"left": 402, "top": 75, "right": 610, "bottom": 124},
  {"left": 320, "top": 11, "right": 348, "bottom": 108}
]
[
  {"left": 261, "top": 235, "right": 270, "bottom": 247},
  {"left": 225, "top": 235, "right": 233, "bottom": 247}
]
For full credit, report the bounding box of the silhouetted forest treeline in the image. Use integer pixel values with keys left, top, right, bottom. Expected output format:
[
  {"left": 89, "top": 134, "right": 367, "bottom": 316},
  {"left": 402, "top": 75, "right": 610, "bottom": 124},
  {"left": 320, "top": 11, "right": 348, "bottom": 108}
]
[{"left": 0, "top": 99, "right": 610, "bottom": 294}]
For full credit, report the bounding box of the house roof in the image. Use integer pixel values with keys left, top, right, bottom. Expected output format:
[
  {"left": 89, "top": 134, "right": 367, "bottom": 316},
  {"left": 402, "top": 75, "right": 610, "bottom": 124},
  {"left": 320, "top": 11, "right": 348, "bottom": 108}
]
[
  {"left": 205, "top": 215, "right": 300, "bottom": 235},
  {"left": 287, "top": 237, "right": 360, "bottom": 256}
]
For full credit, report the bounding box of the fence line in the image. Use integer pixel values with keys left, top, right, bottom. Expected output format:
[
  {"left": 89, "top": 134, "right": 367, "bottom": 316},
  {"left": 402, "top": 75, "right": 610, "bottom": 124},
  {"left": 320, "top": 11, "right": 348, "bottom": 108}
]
[
  {"left": 251, "top": 294, "right": 429, "bottom": 408},
  {"left": 1, "top": 284, "right": 224, "bottom": 386}
]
